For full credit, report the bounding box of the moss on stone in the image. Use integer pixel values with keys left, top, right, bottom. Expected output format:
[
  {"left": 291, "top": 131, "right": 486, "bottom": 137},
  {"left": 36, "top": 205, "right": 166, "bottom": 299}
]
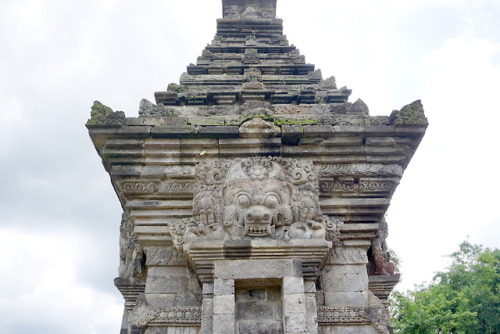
[
  {"left": 390, "top": 100, "right": 428, "bottom": 125},
  {"left": 86, "top": 101, "right": 125, "bottom": 126},
  {"left": 273, "top": 118, "right": 319, "bottom": 126}
]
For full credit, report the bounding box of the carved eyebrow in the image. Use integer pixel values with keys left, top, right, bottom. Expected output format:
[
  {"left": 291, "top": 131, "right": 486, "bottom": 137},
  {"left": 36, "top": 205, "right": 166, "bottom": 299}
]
[{"left": 264, "top": 192, "right": 282, "bottom": 201}]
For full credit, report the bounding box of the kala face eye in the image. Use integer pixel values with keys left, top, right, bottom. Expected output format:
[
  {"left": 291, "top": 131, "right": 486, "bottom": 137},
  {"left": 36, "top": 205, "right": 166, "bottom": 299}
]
[
  {"left": 237, "top": 194, "right": 251, "bottom": 208},
  {"left": 265, "top": 194, "right": 279, "bottom": 208}
]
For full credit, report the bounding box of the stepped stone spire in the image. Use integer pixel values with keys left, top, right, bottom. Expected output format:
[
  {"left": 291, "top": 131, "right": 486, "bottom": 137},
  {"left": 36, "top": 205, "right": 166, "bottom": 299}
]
[
  {"left": 155, "top": 0, "right": 350, "bottom": 107},
  {"left": 87, "top": 1, "right": 427, "bottom": 333}
]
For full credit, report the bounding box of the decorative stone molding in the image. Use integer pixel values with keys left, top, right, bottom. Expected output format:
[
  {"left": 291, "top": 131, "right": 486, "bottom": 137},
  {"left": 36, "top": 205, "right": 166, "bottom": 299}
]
[
  {"left": 317, "top": 306, "right": 369, "bottom": 324},
  {"left": 120, "top": 181, "right": 159, "bottom": 194},
  {"left": 319, "top": 179, "right": 397, "bottom": 194},
  {"left": 160, "top": 181, "right": 194, "bottom": 194},
  {"left": 319, "top": 164, "right": 403, "bottom": 177},
  {"left": 369, "top": 274, "right": 401, "bottom": 308},
  {"left": 130, "top": 306, "right": 202, "bottom": 327},
  {"left": 318, "top": 305, "right": 390, "bottom": 334},
  {"left": 114, "top": 277, "right": 146, "bottom": 311}
]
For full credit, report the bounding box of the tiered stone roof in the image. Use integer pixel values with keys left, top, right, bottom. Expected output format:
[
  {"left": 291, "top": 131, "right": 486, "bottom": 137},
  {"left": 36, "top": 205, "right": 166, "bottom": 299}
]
[{"left": 155, "top": 1, "right": 351, "bottom": 107}]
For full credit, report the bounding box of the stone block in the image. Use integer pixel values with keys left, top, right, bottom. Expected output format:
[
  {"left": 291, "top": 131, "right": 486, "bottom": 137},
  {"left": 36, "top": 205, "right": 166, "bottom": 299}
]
[
  {"left": 322, "top": 273, "right": 348, "bottom": 292},
  {"left": 281, "top": 125, "right": 303, "bottom": 145},
  {"left": 303, "top": 280, "right": 316, "bottom": 293},
  {"left": 323, "top": 291, "right": 367, "bottom": 306},
  {"left": 201, "top": 298, "right": 213, "bottom": 318},
  {"left": 141, "top": 117, "right": 188, "bottom": 127},
  {"left": 212, "top": 314, "right": 234, "bottom": 333},
  {"left": 214, "top": 259, "right": 302, "bottom": 280},
  {"left": 145, "top": 293, "right": 202, "bottom": 307},
  {"left": 197, "top": 125, "right": 239, "bottom": 138},
  {"left": 346, "top": 273, "right": 363, "bottom": 292},
  {"left": 145, "top": 276, "right": 189, "bottom": 294},
  {"left": 282, "top": 276, "right": 304, "bottom": 294},
  {"left": 214, "top": 279, "right": 234, "bottom": 295},
  {"left": 203, "top": 283, "right": 214, "bottom": 295},
  {"left": 213, "top": 295, "right": 235, "bottom": 315},
  {"left": 236, "top": 301, "right": 275, "bottom": 320},
  {"left": 147, "top": 265, "right": 189, "bottom": 277},
  {"left": 238, "top": 321, "right": 282, "bottom": 334},
  {"left": 358, "top": 273, "right": 369, "bottom": 289},
  {"left": 282, "top": 293, "right": 306, "bottom": 314},
  {"left": 283, "top": 312, "right": 308, "bottom": 333},
  {"left": 303, "top": 125, "right": 334, "bottom": 137},
  {"left": 151, "top": 125, "right": 196, "bottom": 138},
  {"left": 189, "top": 117, "right": 225, "bottom": 126},
  {"left": 323, "top": 264, "right": 366, "bottom": 275}
]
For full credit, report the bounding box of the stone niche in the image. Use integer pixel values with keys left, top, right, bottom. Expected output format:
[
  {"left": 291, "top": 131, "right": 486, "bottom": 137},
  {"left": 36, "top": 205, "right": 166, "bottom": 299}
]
[{"left": 87, "top": 0, "right": 427, "bottom": 333}]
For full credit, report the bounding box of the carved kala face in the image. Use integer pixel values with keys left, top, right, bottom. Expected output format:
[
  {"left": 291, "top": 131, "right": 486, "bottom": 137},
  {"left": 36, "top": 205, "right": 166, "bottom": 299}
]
[{"left": 224, "top": 180, "right": 292, "bottom": 237}]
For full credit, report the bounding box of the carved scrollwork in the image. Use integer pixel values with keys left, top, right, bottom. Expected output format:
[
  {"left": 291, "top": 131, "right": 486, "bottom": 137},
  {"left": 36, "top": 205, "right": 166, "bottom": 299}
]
[
  {"left": 160, "top": 181, "right": 194, "bottom": 194},
  {"left": 121, "top": 181, "right": 158, "bottom": 194},
  {"left": 319, "top": 179, "right": 395, "bottom": 193},
  {"left": 319, "top": 164, "right": 403, "bottom": 177}
]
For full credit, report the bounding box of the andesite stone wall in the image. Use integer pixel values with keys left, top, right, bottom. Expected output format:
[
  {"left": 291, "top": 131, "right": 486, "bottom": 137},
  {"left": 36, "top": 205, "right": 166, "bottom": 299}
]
[{"left": 87, "top": 1, "right": 427, "bottom": 333}]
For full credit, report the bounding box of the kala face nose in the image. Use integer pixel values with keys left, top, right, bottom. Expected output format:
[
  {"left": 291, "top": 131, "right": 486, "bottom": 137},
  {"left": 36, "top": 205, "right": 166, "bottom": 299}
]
[{"left": 245, "top": 206, "right": 271, "bottom": 223}]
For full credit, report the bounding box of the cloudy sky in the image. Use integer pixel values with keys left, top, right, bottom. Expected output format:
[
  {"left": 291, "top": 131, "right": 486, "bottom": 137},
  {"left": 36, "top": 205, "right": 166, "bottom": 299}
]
[{"left": 1, "top": 0, "right": 499, "bottom": 332}]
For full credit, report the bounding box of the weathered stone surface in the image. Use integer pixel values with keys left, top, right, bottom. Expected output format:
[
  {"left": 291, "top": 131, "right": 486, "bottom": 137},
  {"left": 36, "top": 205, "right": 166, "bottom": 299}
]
[
  {"left": 88, "top": 1, "right": 426, "bottom": 333},
  {"left": 239, "top": 321, "right": 282, "bottom": 334}
]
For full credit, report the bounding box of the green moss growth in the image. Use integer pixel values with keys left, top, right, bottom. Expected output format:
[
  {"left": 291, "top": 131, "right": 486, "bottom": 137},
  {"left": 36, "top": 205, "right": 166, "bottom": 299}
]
[
  {"left": 86, "top": 101, "right": 125, "bottom": 126},
  {"left": 390, "top": 100, "right": 428, "bottom": 125},
  {"left": 87, "top": 101, "right": 113, "bottom": 125},
  {"left": 273, "top": 118, "right": 319, "bottom": 126}
]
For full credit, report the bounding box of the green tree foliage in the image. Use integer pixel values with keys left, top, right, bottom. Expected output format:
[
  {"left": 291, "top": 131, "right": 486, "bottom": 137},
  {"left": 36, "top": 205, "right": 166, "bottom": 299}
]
[{"left": 390, "top": 241, "right": 499, "bottom": 333}]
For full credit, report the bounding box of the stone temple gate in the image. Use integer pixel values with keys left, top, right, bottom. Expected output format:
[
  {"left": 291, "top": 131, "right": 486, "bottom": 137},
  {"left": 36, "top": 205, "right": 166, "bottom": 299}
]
[{"left": 87, "top": 1, "right": 427, "bottom": 333}]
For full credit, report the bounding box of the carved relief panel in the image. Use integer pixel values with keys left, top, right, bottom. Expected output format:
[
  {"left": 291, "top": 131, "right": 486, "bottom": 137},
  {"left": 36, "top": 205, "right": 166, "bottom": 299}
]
[{"left": 169, "top": 157, "right": 342, "bottom": 251}]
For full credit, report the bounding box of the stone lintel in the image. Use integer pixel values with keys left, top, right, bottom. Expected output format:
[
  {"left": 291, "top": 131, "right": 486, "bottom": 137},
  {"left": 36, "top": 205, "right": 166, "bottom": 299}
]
[{"left": 186, "top": 239, "right": 331, "bottom": 283}]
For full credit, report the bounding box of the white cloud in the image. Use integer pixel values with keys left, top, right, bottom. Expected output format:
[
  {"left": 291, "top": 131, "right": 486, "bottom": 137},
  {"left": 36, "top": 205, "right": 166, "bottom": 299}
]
[{"left": 0, "top": 228, "right": 123, "bottom": 333}]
